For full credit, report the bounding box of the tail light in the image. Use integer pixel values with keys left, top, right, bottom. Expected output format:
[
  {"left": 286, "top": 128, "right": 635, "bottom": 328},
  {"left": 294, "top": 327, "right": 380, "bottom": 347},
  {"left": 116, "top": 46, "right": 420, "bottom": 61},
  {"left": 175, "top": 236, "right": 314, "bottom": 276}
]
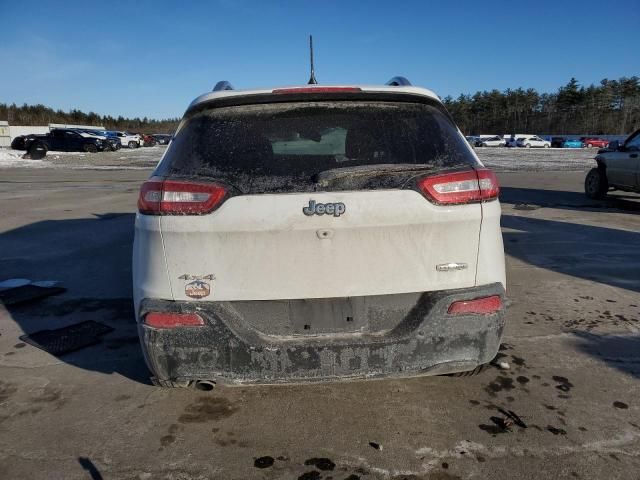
[
  {"left": 272, "top": 87, "right": 362, "bottom": 94},
  {"left": 138, "top": 178, "right": 228, "bottom": 215},
  {"left": 144, "top": 312, "right": 204, "bottom": 328},
  {"left": 448, "top": 295, "right": 503, "bottom": 315},
  {"left": 416, "top": 169, "right": 499, "bottom": 205}
]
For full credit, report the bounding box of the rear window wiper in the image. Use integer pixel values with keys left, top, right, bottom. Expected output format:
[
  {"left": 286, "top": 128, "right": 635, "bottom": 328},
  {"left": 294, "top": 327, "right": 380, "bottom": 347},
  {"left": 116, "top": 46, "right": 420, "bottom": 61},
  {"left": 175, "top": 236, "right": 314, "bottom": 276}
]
[{"left": 314, "top": 163, "right": 436, "bottom": 185}]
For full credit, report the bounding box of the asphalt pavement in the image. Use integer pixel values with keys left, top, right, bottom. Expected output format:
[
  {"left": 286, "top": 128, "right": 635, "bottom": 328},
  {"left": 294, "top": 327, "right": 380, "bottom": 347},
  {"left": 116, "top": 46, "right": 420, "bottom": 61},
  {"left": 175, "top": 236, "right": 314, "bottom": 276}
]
[{"left": 0, "top": 148, "right": 639, "bottom": 480}]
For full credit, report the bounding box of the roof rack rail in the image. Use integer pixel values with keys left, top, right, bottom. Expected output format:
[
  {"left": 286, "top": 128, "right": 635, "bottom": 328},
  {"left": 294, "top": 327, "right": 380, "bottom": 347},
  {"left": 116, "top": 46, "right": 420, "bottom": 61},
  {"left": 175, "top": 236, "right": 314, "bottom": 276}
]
[
  {"left": 213, "top": 81, "right": 234, "bottom": 92},
  {"left": 386, "top": 76, "right": 412, "bottom": 86}
]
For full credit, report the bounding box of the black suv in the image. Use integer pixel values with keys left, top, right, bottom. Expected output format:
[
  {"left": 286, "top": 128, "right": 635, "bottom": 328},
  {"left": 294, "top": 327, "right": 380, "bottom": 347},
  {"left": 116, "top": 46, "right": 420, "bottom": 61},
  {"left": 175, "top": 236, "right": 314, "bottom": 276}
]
[{"left": 25, "top": 129, "right": 108, "bottom": 157}]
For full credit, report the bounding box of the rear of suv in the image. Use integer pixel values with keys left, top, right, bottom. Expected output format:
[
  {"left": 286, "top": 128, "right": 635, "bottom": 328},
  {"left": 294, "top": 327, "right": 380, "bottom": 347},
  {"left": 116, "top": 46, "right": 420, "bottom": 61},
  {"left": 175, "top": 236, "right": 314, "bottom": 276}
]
[{"left": 133, "top": 79, "right": 507, "bottom": 388}]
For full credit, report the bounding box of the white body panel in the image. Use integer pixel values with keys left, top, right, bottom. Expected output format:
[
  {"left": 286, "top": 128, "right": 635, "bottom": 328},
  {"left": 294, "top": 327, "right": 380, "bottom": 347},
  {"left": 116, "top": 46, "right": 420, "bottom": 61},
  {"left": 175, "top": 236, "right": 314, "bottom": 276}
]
[
  {"left": 475, "top": 200, "right": 506, "bottom": 288},
  {"left": 133, "top": 196, "right": 506, "bottom": 310},
  {"left": 160, "top": 190, "right": 482, "bottom": 301}
]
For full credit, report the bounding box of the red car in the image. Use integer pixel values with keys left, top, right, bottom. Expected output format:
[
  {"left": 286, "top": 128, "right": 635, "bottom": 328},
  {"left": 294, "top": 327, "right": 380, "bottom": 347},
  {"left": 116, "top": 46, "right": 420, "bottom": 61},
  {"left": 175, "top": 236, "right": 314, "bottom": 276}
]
[{"left": 581, "top": 137, "right": 609, "bottom": 148}]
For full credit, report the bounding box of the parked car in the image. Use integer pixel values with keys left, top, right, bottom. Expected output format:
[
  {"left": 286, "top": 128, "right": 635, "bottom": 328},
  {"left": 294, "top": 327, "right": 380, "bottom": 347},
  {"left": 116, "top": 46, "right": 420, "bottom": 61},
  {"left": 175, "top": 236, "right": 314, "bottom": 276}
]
[
  {"left": 465, "top": 135, "right": 481, "bottom": 146},
  {"left": 581, "top": 137, "right": 609, "bottom": 148},
  {"left": 116, "top": 131, "right": 142, "bottom": 148},
  {"left": 133, "top": 78, "right": 506, "bottom": 388},
  {"left": 562, "top": 139, "right": 584, "bottom": 148},
  {"left": 480, "top": 135, "right": 506, "bottom": 147},
  {"left": 505, "top": 136, "right": 522, "bottom": 147},
  {"left": 153, "top": 134, "right": 172, "bottom": 145},
  {"left": 76, "top": 129, "right": 122, "bottom": 151},
  {"left": 551, "top": 136, "right": 565, "bottom": 148},
  {"left": 24, "top": 128, "right": 108, "bottom": 157},
  {"left": 516, "top": 136, "right": 551, "bottom": 148},
  {"left": 142, "top": 134, "right": 157, "bottom": 147},
  {"left": 585, "top": 129, "right": 640, "bottom": 198}
]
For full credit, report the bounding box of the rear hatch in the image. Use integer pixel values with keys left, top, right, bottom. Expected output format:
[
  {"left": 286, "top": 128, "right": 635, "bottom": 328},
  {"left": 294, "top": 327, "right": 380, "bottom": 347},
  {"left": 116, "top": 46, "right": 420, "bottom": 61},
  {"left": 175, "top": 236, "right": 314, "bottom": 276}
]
[{"left": 150, "top": 93, "right": 488, "bottom": 302}]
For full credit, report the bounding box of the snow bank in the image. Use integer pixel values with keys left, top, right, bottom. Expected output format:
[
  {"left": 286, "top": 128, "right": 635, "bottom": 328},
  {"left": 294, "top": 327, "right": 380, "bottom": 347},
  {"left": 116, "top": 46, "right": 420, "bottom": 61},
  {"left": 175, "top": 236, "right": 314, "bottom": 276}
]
[{"left": 0, "top": 149, "right": 53, "bottom": 168}]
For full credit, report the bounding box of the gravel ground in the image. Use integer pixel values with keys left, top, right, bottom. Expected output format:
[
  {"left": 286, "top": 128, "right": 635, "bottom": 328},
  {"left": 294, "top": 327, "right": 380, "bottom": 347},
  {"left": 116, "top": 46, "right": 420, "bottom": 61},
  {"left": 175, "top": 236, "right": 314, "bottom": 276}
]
[{"left": 0, "top": 145, "right": 599, "bottom": 172}]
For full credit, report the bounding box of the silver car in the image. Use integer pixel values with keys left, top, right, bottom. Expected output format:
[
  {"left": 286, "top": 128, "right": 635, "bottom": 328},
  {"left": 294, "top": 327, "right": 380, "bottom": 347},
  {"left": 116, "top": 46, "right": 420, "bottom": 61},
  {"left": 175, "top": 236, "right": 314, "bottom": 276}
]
[{"left": 585, "top": 129, "right": 640, "bottom": 198}]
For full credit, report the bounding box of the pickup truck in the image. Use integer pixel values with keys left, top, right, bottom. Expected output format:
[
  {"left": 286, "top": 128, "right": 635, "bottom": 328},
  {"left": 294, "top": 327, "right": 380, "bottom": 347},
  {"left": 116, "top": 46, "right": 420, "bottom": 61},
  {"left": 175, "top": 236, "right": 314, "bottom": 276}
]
[
  {"left": 585, "top": 129, "right": 640, "bottom": 198},
  {"left": 25, "top": 129, "right": 108, "bottom": 158}
]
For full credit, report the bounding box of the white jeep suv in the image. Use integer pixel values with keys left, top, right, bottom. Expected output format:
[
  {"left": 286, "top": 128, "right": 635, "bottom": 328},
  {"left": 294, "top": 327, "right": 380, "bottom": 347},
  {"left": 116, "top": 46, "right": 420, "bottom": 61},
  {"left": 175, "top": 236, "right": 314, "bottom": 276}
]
[
  {"left": 133, "top": 78, "right": 507, "bottom": 388},
  {"left": 117, "top": 131, "right": 142, "bottom": 148}
]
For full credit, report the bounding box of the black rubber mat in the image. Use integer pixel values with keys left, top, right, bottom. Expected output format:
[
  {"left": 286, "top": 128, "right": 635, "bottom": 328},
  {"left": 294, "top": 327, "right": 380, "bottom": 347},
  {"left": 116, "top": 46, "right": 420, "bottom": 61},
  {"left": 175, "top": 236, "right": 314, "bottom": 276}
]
[
  {"left": 19, "top": 320, "right": 114, "bottom": 356},
  {"left": 0, "top": 285, "right": 66, "bottom": 306}
]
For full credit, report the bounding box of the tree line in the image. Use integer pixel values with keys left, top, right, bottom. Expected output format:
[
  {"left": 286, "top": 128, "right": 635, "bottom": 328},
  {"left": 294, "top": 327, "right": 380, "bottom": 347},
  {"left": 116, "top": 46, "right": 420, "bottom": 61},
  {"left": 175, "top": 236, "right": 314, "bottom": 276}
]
[
  {"left": 443, "top": 76, "right": 640, "bottom": 136},
  {"left": 0, "top": 103, "right": 179, "bottom": 133},
  {"left": 2, "top": 76, "right": 639, "bottom": 136}
]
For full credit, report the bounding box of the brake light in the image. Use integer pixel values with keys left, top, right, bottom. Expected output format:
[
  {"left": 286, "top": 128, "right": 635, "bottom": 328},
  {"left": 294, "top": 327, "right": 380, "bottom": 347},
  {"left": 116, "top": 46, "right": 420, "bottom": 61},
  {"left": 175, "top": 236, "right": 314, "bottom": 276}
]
[
  {"left": 447, "top": 295, "right": 502, "bottom": 315},
  {"left": 416, "top": 169, "right": 499, "bottom": 205},
  {"left": 138, "top": 178, "right": 227, "bottom": 215},
  {"left": 144, "top": 312, "right": 204, "bottom": 328},
  {"left": 476, "top": 169, "right": 500, "bottom": 199},
  {"left": 272, "top": 87, "right": 362, "bottom": 94}
]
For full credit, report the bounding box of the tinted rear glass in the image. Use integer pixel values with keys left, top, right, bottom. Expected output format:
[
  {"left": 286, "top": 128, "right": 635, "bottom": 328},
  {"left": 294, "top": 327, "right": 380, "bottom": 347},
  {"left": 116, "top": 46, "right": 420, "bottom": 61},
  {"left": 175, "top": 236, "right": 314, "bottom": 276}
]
[{"left": 156, "top": 100, "right": 478, "bottom": 194}]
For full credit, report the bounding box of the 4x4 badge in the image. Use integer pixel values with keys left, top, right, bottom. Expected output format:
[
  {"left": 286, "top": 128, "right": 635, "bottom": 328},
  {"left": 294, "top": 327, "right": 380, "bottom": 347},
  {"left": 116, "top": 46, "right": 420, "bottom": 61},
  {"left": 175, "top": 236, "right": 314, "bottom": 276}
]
[
  {"left": 303, "top": 200, "right": 346, "bottom": 217},
  {"left": 179, "top": 274, "right": 215, "bottom": 299}
]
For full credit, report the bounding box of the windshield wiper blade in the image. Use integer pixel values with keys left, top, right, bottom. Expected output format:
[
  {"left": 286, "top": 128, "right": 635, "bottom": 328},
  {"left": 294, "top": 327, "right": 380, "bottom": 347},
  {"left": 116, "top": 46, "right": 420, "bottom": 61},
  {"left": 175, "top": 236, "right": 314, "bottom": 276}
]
[{"left": 315, "top": 163, "right": 435, "bottom": 183}]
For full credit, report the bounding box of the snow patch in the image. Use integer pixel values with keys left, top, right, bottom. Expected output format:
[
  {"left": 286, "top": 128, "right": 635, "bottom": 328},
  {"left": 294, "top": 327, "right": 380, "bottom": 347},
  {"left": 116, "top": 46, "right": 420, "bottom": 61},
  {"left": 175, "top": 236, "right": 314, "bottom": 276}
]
[{"left": 0, "top": 149, "right": 53, "bottom": 168}]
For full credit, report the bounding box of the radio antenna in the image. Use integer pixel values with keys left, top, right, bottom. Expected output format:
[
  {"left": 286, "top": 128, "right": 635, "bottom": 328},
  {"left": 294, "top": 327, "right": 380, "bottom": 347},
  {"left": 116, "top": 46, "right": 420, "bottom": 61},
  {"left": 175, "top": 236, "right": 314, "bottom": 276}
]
[{"left": 307, "top": 35, "right": 318, "bottom": 84}]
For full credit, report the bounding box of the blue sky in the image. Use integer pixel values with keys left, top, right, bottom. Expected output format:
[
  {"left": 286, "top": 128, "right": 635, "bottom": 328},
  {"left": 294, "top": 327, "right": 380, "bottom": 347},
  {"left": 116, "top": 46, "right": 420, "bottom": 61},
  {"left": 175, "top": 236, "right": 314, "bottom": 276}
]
[{"left": 1, "top": 0, "right": 638, "bottom": 119}]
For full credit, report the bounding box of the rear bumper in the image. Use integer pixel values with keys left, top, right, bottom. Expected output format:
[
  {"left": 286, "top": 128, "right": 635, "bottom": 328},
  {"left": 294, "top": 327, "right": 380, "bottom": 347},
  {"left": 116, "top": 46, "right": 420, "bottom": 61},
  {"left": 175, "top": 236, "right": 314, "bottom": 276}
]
[{"left": 138, "top": 283, "right": 506, "bottom": 385}]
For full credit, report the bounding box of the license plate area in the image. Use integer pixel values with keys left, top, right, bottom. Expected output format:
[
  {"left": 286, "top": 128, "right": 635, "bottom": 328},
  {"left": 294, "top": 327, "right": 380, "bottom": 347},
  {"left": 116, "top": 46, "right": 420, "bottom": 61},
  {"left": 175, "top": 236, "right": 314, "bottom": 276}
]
[
  {"left": 288, "top": 297, "right": 364, "bottom": 334},
  {"left": 229, "top": 292, "right": 422, "bottom": 337}
]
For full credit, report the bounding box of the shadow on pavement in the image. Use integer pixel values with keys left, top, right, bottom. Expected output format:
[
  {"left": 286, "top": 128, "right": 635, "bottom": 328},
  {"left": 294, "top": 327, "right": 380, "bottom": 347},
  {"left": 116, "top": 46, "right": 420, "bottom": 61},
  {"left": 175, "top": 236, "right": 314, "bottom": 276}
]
[
  {"left": 571, "top": 331, "right": 640, "bottom": 380},
  {"left": 0, "top": 213, "right": 151, "bottom": 385},
  {"left": 502, "top": 214, "right": 640, "bottom": 293},
  {"left": 500, "top": 186, "right": 640, "bottom": 215}
]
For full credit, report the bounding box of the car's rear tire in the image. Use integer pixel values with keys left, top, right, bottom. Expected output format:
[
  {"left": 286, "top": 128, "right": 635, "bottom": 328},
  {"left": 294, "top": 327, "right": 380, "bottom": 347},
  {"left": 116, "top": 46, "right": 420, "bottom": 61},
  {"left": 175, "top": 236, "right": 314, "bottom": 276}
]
[
  {"left": 128, "top": 141, "right": 138, "bottom": 149},
  {"left": 27, "top": 141, "right": 47, "bottom": 160},
  {"left": 585, "top": 167, "right": 608, "bottom": 199},
  {"left": 84, "top": 143, "right": 98, "bottom": 153},
  {"left": 544, "top": 144, "right": 550, "bottom": 148},
  {"left": 525, "top": 143, "right": 531, "bottom": 148}
]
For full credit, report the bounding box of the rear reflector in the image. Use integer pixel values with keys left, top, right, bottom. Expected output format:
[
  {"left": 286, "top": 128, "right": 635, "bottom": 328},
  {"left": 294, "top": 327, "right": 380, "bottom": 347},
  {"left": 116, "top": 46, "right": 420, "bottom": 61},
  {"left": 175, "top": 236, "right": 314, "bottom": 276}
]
[
  {"left": 416, "top": 169, "right": 499, "bottom": 205},
  {"left": 272, "top": 87, "right": 362, "bottom": 94},
  {"left": 144, "top": 312, "right": 204, "bottom": 328},
  {"left": 447, "top": 295, "right": 502, "bottom": 315},
  {"left": 138, "top": 178, "right": 227, "bottom": 215}
]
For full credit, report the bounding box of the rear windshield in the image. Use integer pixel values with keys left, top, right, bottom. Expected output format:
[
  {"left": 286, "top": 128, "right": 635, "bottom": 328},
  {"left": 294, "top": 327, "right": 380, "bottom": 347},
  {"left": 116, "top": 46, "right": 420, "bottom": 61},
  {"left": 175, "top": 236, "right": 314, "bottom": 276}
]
[{"left": 155, "top": 100, "right": 478, "bottom": 193}]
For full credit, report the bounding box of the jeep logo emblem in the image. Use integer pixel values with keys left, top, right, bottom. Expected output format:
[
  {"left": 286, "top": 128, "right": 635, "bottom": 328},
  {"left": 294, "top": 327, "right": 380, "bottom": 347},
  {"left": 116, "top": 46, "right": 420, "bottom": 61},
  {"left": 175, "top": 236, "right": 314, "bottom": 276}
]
[{"left": 303, "top": 200, "right": 346, "bottom": 217}]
